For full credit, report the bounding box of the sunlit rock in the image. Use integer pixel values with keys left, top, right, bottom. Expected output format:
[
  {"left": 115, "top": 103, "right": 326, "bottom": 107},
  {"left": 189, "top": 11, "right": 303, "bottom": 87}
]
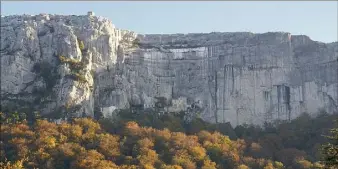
[{"left": 1, "top": 13, "right": 337, "bottom": 126}]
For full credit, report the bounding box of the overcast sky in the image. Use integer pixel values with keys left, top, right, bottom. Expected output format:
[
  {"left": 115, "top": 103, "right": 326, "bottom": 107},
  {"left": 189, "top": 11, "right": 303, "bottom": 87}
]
[{"left": 1, "top": 1, "right": 337, "bottom": 43}]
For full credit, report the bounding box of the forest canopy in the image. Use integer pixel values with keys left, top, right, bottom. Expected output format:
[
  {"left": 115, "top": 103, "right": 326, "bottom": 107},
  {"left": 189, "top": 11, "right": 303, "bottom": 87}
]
[{"left": 0, "top": 110, "right": 337, "bottom": 169}]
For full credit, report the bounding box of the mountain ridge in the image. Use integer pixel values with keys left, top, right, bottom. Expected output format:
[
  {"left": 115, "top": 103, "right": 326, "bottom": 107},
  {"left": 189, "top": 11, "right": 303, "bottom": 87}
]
[{"left": 2, "top": 13, "right": 337, "bottom": 44}]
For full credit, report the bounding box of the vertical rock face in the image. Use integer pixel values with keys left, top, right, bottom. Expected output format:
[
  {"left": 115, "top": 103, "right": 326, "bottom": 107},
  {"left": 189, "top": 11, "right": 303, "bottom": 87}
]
[
  {"left": 121, "top": 33, "right": 338, "bottom": 126},
  {"left": 1, "top": 14, "right": 136, "bottom": 118},
  {"left": 1, "top": 14, "right": 337, "bottom": 126}
]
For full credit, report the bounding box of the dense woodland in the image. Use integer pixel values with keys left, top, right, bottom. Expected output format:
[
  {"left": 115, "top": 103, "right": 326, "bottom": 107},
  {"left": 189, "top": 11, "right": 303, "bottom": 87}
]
[{"left": 0, "top": 109, "right": 337, "bottom": 169}]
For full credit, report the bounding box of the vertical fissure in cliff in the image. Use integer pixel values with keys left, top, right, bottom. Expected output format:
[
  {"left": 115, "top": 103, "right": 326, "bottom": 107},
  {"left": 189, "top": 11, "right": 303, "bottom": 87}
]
[
  {"left": 215, "top": 70, "right": 218, "bottom": 123},
  {"left": 223, "top": 65, "right": 227, "bottom": 123}
]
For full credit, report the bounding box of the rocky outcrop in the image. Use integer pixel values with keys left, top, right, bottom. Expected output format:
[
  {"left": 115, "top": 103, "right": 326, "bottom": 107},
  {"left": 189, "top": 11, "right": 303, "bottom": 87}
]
[
  {"left": 1, "top": 14, "right": 337, "bottom": 126},
  {"left": 0, "top": 13, "right": 136, "bottom": 118}
]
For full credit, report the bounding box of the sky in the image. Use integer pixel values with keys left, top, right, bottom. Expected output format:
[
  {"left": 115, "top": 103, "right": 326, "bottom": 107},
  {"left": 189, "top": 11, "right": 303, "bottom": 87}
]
[{"left": 1, "top": 1, "right": 337, "bottom": 43}]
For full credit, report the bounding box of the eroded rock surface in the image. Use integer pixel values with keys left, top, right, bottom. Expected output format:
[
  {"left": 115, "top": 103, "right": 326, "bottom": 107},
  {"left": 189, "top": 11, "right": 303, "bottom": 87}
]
[{"left": 1, "top": 14, "right": 337, "bottom": 126}]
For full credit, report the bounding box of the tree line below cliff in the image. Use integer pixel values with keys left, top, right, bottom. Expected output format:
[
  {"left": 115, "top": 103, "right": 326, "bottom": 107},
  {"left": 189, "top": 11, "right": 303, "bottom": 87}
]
[{"left": 0, "top": 109, "right": 337, "bottom": 169}]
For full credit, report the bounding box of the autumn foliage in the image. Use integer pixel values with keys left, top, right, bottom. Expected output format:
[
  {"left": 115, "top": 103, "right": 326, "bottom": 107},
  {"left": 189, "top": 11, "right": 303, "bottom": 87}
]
[{"left": 0, "top": 110, "right": 336, "bottom": 169}]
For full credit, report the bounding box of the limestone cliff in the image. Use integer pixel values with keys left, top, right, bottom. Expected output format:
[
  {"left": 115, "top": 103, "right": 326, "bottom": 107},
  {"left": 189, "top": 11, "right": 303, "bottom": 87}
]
[{"left": 1, "top": 13, "right": 337, "bottom": 126}]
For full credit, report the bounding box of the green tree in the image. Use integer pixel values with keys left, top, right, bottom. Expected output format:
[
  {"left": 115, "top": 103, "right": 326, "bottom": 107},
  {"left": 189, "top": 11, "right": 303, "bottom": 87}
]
[{"left": 321, "top": 120, "right": 338, "bottom": 168}]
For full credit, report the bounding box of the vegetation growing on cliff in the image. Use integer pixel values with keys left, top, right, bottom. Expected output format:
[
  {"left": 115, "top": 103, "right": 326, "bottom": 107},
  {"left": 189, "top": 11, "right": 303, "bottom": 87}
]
[
  {"left": 78, "top": 39, "right": 85, "bottom": 51},
  {"left": 59, "top": 55, "right": 87, "bottom": 83},
  {"left": 32, "top": 61, "right": 59, "bottom": 94},
  {"left": 0, "top": 109, "right": 337, "bottom": 169},
  {"left": 0, "top": 62, "right": 60, "bottom": 115},
  {"left": 132, "top": 38, "right": 140, "bottom": 47}
]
